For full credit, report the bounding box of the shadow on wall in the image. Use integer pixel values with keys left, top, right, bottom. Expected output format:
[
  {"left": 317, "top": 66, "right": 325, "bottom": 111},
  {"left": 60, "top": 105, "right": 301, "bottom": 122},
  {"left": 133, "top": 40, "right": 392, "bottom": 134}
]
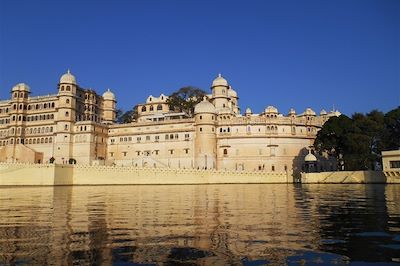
[{"left": 291, "top": 147, "right": 308, "bottom": 183}]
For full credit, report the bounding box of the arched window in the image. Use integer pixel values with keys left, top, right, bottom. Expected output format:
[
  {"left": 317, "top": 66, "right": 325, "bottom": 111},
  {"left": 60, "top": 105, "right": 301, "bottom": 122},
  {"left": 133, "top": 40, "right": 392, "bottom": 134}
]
[
  {"left": 49, "top": 137, "right": 52, "bottom": 143},
  {"left": 149, "top": 105, "right": 154, "bottom": 111},
  {"left": 223, "top": 149, "right": 228, "bottom": 156},
  {"left": 157, "top": 104, "right": 162, "bottom": 111},
  {"left": 66, "top": 99, "right": 70, "bottom": 104},
  {"left": 141, "top": 106, "right": 147, "bottom": 112},
  {"left": 61, "top": 86, "right": 64, "bottom": 91},
  {"left": 45, "top": 138, "right": 48, "bottom": 143},
  {"left": 66, "top": 86, "right": 71, "bottom": 91},
  {"left": 41, "top": 138, "right": 44, "bottom": 143},
  {"left": 51, "top": 102, "right": 55, "bottom": 108}
]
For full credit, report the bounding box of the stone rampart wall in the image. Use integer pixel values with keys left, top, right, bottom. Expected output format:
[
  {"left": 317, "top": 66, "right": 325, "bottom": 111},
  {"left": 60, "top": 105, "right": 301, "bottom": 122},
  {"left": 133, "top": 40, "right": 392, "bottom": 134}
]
[
  {"left": 300, "top": 171, "right": 394, "bottom": 184},
  {"left": 0, "top": 163, "right": 289, "bottom": 186}
]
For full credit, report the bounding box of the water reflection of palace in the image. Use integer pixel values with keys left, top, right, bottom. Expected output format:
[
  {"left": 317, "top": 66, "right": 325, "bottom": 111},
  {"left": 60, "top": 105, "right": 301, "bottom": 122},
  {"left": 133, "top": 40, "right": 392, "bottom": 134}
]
[{"left": 0, "top": 185, "right": 399, "bottom": 264}]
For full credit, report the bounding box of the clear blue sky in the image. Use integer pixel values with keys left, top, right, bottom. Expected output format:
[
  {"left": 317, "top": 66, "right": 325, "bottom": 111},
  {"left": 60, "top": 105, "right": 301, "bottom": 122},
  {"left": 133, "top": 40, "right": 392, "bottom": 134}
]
[{"left": 0, "top": 0, "right": 399, "bottom": 116}]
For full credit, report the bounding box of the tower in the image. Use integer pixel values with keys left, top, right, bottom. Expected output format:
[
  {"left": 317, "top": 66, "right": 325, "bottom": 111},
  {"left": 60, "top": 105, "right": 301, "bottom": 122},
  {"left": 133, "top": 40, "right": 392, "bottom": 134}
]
[
  {"left": 54, "top": 69, "right": 77, "bottom": 163},
  {"left": 194, "top": 97, "right": 217, "bottom": 169},
  {"left": 211, "top": 74, "right": 230, "bottom": 113},
  {"left": 102, "top": 89, "right": 116, "bottom": 124}
]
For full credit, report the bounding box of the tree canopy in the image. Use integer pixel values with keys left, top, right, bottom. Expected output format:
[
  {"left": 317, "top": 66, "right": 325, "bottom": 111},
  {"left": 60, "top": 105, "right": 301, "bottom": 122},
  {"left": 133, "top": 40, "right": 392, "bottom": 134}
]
[
  {"left": 116, "top": 105, "right": 138, "bottom": 124},
  {"left": 166, "top": 86, "right": 207, "bottom": 117},
  {"left": 314, "top": 107, "right": 400, "bottom": 171}
]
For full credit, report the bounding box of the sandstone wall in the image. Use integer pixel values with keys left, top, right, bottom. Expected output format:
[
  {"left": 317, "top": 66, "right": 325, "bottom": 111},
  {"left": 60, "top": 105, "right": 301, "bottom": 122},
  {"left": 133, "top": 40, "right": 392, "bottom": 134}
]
[{"left": 300, "top": 171, "right": 392, "bottom": 184}]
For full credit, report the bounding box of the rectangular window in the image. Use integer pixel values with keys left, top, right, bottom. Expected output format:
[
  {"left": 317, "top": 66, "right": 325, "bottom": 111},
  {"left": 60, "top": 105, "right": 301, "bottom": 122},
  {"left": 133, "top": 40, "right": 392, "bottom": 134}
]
[
  {"left": 110, "top": 152, "right": 114, "bottom": 157},
  {"left": 123, "top": 152, "right": 127, "bottom": 157},
  {"left": 184, "top": 148, "right": 189, "bottom": 154},
  {"left": 154, "top": 150, "right": 159, "bottom": 155},
  {"left": 390, "top": 161, "right": 400, "bottom": 169},
  {"left": 146, "top": 135, "right": 150, "bottom": 141},
  {"left": 136, "top": 151, "right": 141, "bottom": 156},
  {"left": 155, "top": 135, "right": 160, "bottom": 142},
  {"left": 137, "top": 137, "right": 141, "bottom": 143},
  {"left": 169, "top": 149, "right": 174, "bottom": 155}
]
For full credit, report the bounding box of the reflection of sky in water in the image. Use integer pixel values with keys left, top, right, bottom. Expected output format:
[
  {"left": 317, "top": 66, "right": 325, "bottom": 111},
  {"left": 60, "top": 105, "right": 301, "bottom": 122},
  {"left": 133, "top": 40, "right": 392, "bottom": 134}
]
[{"left": 0, "top": 184, "right": 399, "bottom": 265}]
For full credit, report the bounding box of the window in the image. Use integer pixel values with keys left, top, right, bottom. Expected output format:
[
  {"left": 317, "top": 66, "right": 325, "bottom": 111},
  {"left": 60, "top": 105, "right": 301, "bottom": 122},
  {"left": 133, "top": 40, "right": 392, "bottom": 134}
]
[
  {"left": 141, "top": 106, "right": 146, "bottom": 112},
  {"left": 200, "top": 127, "right": 203, "bottom": 132},
  {"left": 390, "top": 161, "right": 400, "bottom": 169},
  {"left": 65, "top": 111, "right": 69, "bottom": 117},
  {"left": 146, "top": 136, "right": 150, "bottom": 141},
  {"left": 272, "top": 165, "right": 275, "bottom": 172},
  {"left": 184, "top": 148, "right": 189, "bottom": 154},
  {"left": 137, "top": 137, "right": 141, "bottom": 143},
  {"left": 110, "top": 152, "right": 114, "bottom": 157},
  {"left": 123, "top": 152, "right": 127, "bottom": 157},
  {"left": 150, "top": 105, "right": 154, "bottom": 111},
  {"left": 223, "top": 149, "right": 228, "bottom": 156},
  {"left": 157, "top": 104, "right": 162, "bottom": 110},
  {"left": 155, "top": 135, "right": 160, "bottom": 142},
  {"left": 66, "top": 99, "right": 70, "bottom": 104},
  {"left": 169, "top": 149, "right": 174, "bottom": 155},
  {"left": 199, "top": 115, "right": 202, "bottom": 120}
]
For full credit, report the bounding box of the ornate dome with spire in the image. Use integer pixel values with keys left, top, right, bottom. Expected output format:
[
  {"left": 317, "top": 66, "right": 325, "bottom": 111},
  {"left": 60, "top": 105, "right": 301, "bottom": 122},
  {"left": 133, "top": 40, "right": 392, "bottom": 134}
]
[
  {"left": 59, "top": 69, "right": 77, "bottom": 84},
  {"left": 212, "top": 73, "right": 228, "bottom": 87},
  {"left": 103, "top": 89, "right": 116, "bottom": 101},
  {"left": 194, "top": 97, "right": 216, "bottom": 114}
]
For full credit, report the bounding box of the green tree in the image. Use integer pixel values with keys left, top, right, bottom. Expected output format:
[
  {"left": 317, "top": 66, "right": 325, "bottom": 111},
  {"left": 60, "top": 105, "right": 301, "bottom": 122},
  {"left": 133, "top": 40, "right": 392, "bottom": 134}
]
[
  {"left": 382, "top": 107, "right": 400, "bottom": 150},
  {"left": 166, "top": 86, "right": 207, "bottom": 117},
  {"left": 315, "top": 107, "right": 398, "bottom": 171},
  {"left": 116, "top": 105, "right": 138, "bottom": 124}
]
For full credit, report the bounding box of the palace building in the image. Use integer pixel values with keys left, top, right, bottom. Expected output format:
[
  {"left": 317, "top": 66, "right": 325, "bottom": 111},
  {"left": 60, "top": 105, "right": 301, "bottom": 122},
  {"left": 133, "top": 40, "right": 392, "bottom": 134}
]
[{"left": 0, "top": 70, "right": 340, "bottom": 177}]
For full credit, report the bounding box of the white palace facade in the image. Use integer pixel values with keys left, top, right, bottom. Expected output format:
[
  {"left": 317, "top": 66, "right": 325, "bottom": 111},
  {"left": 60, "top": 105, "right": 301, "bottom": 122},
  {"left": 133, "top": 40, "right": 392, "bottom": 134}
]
[{"left": 0, "top": 71, "right": 340, "bottom": 177}]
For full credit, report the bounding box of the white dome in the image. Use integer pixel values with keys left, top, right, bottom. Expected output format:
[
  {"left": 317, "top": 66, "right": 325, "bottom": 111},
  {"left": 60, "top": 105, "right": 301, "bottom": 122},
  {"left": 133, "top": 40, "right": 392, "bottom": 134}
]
[
  {"left": 305, "top": 152, "right": 317, "bottom": 162},
  {"left": 12, "top": 83, "right": 30, "bottom": 92},
  {"left": 320, "top": 109, "right": 327, "bottom": 116},
  {"left": 304, "top": 108, "right": 316, "bottom": 116},
  {"left": 212, "top": 74, "right": 228, "bottom": 87},
  {"left": 60, "top": 69, "right": 76, "bottom": 84},
  {"left": 228, "top": 87, "right": 238, "bottom": 98},
  {"left": 103, "top": 89, "right": 115, "bottom": 100},
  {"left": 288, "top": 108, "right": 296, "bottom": 115},
  {"left": 194, "top": 97, "right": 216, "bottom": 114},
  {"left": 245, "top": 107, "right": 252, "bottom": 114},
  {"left": 265, "top": 105, "right": 278, "bottom": 113}
]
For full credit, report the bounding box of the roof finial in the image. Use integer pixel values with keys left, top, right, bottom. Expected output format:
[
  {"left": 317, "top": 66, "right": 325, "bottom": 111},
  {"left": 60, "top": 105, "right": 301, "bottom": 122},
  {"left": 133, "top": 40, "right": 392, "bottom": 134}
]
[
  {"left": 67, "top": 69, "right": 71, "bottom": 74},
  {"left": 218, "top": 73, "right": 221, "bottom": 78}
]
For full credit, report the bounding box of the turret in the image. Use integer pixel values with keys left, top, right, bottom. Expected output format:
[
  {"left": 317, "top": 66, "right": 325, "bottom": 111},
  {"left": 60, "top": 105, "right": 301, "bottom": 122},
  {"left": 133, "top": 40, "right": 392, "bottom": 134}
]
[
  {"left": 211, "top": 74, "right": 230, "bottom": 112},
  {"left": 194, "top": 97, "right": 217, "bottom": 169},
  {"left": 54, "top": 69, "right": 77, "bottom": 163},
  {"left": 102, "top": 89, "right": 116, "bottom": 124}
]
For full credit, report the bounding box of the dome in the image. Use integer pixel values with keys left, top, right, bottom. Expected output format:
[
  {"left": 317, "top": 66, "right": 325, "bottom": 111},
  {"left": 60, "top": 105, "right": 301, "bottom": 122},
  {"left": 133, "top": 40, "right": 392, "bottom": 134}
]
[
  {"left": 59, "top": 69, "right": 76, "bottom": 84},
  {"left": 103, "top": 89, "right": 115, "bottom": 100},
  {"left": 304, "top": 108, "right": 316, "bottom": 116},
  {"left": 320, "top": 109, "right": 327, "bottom": 116},
  {"left": 265, "top": 105, "right": 278, "bottom": 113},
  {"left": 12, "top": 83, "right": 30, "bottom": 92},
  {"left": 305, "top": 151, "right": 317, "bottom": 162},
  {"left": 194, "top": 97, "right": 216, "bottom": 114},
  {"left": 288, "top": 108, "right": 296, "bottom": 116},
  {"left": 228, "top": 87, "right": 238, "bottom": 98},
  {"left": 245, "top": 107, "right": 252, "bottom": 114},
  {"left": 212, "top": 73, "right": 228, "bottom": 87}
]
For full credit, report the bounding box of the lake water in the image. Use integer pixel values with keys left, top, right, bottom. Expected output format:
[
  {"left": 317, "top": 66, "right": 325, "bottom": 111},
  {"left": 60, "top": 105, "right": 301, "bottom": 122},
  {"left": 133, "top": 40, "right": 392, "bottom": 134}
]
[{"left": 0, "top": 184, "right": 399, "bottom": 265}]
